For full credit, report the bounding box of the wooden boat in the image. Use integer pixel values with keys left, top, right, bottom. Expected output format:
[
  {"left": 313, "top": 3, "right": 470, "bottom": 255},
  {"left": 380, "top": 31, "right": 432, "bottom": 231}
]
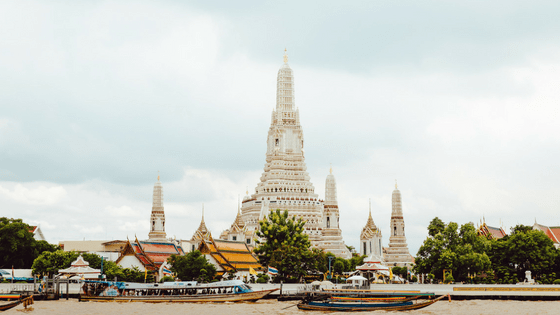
[
  {"left": 0, "top": 296, "right": 33, "bottom": 312},
  {"left": 297, "top": 295, "right": 446, "bottom": 312},
  {"left": 79, "top": 280, "right": 278, "bottom": 303},
  {"left": 330, "top": 295, "right": 421, "bottom": 303},
  {"left": 0, "top": 294, "right": 21, "bottom": 300}
]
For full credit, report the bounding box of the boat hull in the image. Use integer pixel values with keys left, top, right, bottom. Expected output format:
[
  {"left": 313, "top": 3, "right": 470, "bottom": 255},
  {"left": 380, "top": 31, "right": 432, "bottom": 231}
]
[
  {"left": 0, "top": 300, "right": 22, "bottom": 312},
  {"left": 79, "top": 288, "right": 278, "bottom": 303},
  {"left": 297, "top": 295, "right": 445, "bottom": 312}
]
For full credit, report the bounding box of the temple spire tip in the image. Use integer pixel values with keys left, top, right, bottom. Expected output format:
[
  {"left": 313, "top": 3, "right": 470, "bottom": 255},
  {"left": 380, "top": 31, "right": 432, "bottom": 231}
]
[{"left": 283, "top": 48, "right": 288, "bottom": 63}]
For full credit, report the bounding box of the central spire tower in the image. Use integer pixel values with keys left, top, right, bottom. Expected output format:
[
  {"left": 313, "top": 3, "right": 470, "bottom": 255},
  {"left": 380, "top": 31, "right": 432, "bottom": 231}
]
[{"left": 239, "top": 50, "right": 339, "bottom": 251}]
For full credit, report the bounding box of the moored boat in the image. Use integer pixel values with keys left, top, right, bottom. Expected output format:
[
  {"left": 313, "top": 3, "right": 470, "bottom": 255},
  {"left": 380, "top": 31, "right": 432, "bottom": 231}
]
[
  {"left": 297, "top": 295, "right": 446, "bottom": 312},
  {"left": 0, "top": 296, "right": 33, "bottom": 312},
  {"left": 79, "top": 280, "right": 278, "bottom": 303}
]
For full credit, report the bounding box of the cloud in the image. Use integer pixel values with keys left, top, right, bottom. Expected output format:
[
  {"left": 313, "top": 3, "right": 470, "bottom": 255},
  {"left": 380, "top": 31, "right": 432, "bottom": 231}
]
[
  {"left": 2, "top": 1, "right": 560, "bottom": 255},
  {"left": 0, "top": 184, "right": 66, "bottom": 205}
]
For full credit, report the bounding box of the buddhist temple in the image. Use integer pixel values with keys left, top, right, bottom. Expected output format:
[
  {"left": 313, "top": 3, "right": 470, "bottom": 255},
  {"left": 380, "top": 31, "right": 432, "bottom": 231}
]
[
  {"left": 221, "top": 50, "right": 351, "bottom": 259},
  {"left": 116, "top": 237, "right": 185, "bottom": 281},
  {"left": 477, "top": 219, "right": 507, "bottom": 240},
  {"left": 198, "top": 238, "right": 264, "bottom": 279},
  {"left": 58, "top": 255, "right": 101, "bottom": 280},
  {"left": 187, "top": 205, "right": 212, "bottom": 252},
  {"left": 533, "top": 222, "right": 560, "bottom": 249},
  {"left": 384, "top": 182, "right": 414, "bottom": 267},
  {"left": 360, "top": 199, "right": 383, "bottom": 257}
]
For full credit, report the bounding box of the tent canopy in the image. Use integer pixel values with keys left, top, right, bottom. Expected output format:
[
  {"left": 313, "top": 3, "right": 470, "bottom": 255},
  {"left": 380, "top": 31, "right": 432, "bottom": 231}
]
[{"left": 347, "top": 275, "right": 367, "bottom": 281}]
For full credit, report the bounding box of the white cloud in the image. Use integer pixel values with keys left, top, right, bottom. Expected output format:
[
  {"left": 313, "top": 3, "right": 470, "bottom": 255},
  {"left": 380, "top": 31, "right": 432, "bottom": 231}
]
[
  {"left": 2, "top": 1, "right": 560, "bottom": 255},
  {"left": 0, "top": 184, "right": 66, "bottom": 205}
]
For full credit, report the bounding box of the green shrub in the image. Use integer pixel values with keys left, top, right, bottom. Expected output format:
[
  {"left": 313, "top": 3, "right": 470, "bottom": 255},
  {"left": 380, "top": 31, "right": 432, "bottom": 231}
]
[
  {"left": 553, "top": 279, "right": 560, "bottom": 284},
  {"left": 159, "top": 276, "right": 174, "bottom": 283}
]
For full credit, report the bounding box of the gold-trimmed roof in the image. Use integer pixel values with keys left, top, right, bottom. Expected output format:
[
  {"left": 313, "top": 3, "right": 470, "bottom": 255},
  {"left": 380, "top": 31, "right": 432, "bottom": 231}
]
[
  {"left": 198, "top": 238, "right": 263, "bottom": 273},
  {"left": 361, "top": 203, "right": 379, "bottom": 239}
]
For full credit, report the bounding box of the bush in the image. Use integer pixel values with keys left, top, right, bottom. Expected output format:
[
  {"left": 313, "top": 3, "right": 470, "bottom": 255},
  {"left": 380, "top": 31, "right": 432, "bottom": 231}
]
[
  {"left": 256, "top": 277, "right": 267, "bottom": 283},
  {"left": 444, "top": 275, "right": 454, "bottom": 284},
  {"left": 553, "top": 279, "right": 560, "bottom": 284},
  {"left": 159, "top": 276, "right": 174, "bottom": 283}
]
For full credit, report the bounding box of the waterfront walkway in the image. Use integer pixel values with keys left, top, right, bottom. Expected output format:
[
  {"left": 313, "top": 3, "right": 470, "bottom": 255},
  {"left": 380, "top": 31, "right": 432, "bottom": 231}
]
[
  {"left": 3, "top": 282, "right": 560, "bottom": 300},
  {"left": 251, "top": 283, "right": 560, "bottom": 300}
]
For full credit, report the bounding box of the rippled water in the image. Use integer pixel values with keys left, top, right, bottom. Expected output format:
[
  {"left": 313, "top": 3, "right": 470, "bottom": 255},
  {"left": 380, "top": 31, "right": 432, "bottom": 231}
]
[{"left": 15, "top": 299, "right": 560, "bottom": 315}]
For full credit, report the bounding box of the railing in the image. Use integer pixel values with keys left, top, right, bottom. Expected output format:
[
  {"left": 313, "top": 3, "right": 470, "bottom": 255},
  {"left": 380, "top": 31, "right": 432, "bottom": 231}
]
[{"left": 0, "top": 283, "right": 36, "bottom": 293}]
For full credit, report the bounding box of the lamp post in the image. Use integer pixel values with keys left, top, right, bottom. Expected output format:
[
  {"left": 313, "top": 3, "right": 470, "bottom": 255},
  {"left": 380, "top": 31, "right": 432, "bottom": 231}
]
[{"left": 328, "top": 256, "right": 334, "bottom": 280}]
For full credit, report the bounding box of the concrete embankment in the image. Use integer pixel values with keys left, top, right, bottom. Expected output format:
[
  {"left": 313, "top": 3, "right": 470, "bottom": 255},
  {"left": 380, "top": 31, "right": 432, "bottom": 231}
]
[
  {"left": 4, "top": 283, "right": 560, "bottom": 301},
  {"left": 250, "top": 283, "right": 560, "bottom": 301}
]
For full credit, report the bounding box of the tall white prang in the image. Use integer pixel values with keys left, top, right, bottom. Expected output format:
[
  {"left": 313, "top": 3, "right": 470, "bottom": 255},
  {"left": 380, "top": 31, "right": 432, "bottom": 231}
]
[
  {"left": 148, "top": 174, "right": 167, "bottom": 242},
  {"left": 384, "top": 182, "right": 414, "bottom": 267},
  {"left": 221, "top": 50, "right": 350, "bottom": 258}
]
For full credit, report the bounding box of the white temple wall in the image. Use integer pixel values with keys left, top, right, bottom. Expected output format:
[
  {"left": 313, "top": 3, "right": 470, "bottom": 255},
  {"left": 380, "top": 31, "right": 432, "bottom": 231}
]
[{"left": 118, "top": 255, "right": 146, "bottom": 271}]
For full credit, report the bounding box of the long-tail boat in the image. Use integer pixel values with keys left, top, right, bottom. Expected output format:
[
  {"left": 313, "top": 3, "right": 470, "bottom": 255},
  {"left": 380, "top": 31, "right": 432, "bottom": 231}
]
[
  {"left": 0, "top": 296, "right": 34, "bottom": 312},
  {"left": 297, "top": 295, "right": 446, "bottom": 311},
  {"left": 79, "top": 280, "right": 278, "bottom": 303}
]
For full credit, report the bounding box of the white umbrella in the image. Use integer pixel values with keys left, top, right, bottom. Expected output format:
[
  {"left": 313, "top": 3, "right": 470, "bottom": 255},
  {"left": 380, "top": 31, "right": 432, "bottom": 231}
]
[
  {"left": 320, "top": 280, "right": 334, "bottom": 286},
  {"left": 346, "top": 275, "right": 367, "bottom": 281},
  {"left": 311, "top": 281, "right": 321, "bottom": 285}
]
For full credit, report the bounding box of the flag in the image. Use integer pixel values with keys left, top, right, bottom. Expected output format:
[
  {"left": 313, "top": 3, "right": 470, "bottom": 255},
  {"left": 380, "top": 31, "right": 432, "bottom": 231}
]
[
  {"left": 267, "top": 266, "right": 278, "bottom": 276},
  {"left": 249, "top": 267, "right": 257, "bottom": 275},
  {"left": 144, "top": 268, "right": 147, "bottom": 282},
  {"left": 389, "top": 268, "right": 393, "bottom": 280},
  {"left": 162, "top": 267, "right": 173, "bottom": 276}
]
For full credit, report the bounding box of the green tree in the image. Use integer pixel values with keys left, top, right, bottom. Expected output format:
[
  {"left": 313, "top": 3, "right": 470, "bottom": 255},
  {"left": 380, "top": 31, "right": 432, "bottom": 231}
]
[
  {"left": 414, "top": 218, "right": 492, "bottom": 282},
  {"left": 490, "top": 225, "right": 559, "bottom": 284},
  {"left": 254, "top": 209, "right": 316, "bottom": 282},
  {"left": 167, "top": 250, "right": 216, "bottom": 282},
  {"left": 32, "top": 250, "right": 80, "bottom": 276},
  {"left": 102, "top": 261, "right": 155, "bottom": 283},
  {"left": 333, "top": 260, "right": 345, "bottom": 275},
  {"left": 349, "top": 255, "right": 366, "bottom": 270},
  {"left": 0, "top": 218, "right": 58, "bottom": 269}
]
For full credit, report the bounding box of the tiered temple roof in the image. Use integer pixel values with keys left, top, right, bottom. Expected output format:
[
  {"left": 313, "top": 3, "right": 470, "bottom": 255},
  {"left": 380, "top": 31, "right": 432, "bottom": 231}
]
[
  {"left": 116, "top": 238, "right": 185, "bottom": 271},
  {"left": 198, "top": 238, "right": 263, "bottom": 277},
  {"left": 477, "top": 222, "right": 507, "bottom": 240},
  {"left": 361, "top": 202, "right": 380, "bottom": 239},
  {"left": 533, "top": 222, "right": 560, "bottom": 248},
  {"left": 192, "top": 205, "right": 212, "bottom": 241}
]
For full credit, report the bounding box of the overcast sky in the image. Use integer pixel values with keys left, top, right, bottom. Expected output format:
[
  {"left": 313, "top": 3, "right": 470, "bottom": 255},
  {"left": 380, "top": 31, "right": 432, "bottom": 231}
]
[{"left": 1, "top": 0, "right": 559, "bottom": 256}]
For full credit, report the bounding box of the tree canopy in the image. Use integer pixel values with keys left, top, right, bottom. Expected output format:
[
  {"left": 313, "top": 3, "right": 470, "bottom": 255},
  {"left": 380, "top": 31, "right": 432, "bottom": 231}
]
[
  {"left": 414, "top": 217, "right": 492, "bottom": 282},
  {"left": 415, "top": 218, "right": 560, "bottom": 284},
  {"left": 0, "top": 217, "right": 59, "bottom": 269},
  {"left": 32, "top": 250, "right": 154, "bottom": 282},
  {"left": 253, "top": 209, "right": 317, "bottom": 282},
  {"left": 167, "top": 250, "right": 216, "bottom": 282},
  {"left": 490, "top": 225, "right": 558, "bottom": 284}
]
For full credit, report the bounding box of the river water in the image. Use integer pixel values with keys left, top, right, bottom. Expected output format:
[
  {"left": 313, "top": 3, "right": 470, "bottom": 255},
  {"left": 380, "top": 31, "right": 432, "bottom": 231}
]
[{"left": 17, "top": 299, "right": 560, "bottom": 315}]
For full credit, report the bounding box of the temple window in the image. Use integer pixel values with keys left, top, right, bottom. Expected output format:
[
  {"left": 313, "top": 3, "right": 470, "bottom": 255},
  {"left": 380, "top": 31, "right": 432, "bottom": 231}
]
[
  {"left": 232, "top": 236, "right": 237, "bottom": 241},
  {"left": 327, "top": 217, "right": 330, "bottom": 228},
  {"left": 394, "top": 226, "right": 397, "bottom": 236},
  {"left": 275, "top": 139, "right": 279, "bottom": 146}
]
